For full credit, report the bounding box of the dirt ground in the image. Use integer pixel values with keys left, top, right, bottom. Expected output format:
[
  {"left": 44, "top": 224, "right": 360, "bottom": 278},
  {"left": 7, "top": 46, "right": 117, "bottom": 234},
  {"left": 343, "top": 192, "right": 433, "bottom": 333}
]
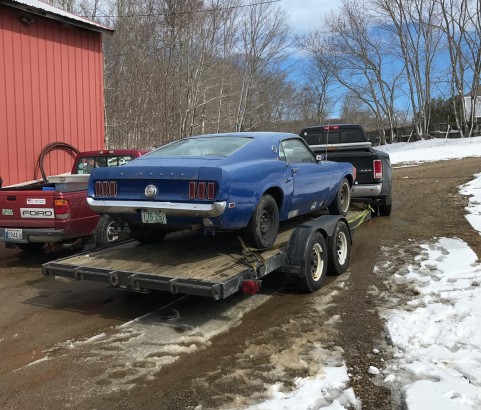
[{"left": 0, "top": 157, "right": 480, "bottom": 409}]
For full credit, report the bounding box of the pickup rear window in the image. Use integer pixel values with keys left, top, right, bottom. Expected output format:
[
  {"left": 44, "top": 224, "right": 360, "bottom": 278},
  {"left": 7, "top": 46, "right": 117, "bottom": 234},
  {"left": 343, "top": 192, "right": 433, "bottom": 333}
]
[
  {"left": 301, "top": 128, "right": 366, "bottom": 145},
  {"left": 75, "top": 155, "right": 136, "bottom": 174}
]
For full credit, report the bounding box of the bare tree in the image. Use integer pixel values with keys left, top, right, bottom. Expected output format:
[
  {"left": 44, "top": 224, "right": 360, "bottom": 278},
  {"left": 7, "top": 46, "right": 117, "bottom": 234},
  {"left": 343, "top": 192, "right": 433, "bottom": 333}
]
[
  {"left": 298, "top": 32, "right": 336, "bottom": 123},
  {"left": 438, "top": 0, "right": 481, "bottom": 137},
  {"left": 373, "top": 0, "right": 443, "bottom": 138},
  {"left": 234, "top": 3, "right": 290, "bottom": 131}
]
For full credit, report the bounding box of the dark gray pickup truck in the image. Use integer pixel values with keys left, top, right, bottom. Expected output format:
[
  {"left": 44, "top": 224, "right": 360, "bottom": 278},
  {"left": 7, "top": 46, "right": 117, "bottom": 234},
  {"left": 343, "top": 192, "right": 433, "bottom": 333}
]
[{"left": 300, "top": 124, "right": 392, "bottom": 216}]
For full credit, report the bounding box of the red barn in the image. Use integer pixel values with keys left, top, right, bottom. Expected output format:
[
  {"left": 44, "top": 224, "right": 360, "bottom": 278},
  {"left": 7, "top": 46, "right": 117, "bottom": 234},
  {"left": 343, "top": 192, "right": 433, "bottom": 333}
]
[{"left": 0, "top": 0, "right": 113, "bottom": 186}]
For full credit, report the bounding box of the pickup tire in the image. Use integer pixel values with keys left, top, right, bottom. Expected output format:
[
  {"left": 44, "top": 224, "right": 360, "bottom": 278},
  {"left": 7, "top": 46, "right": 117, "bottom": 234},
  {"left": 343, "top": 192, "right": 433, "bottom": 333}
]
[
  {"left": 17, "top": 242, "right": 45, "bottom": 252},
  {"left": 94, "top": 216, "right": 121, "bottom": 246},
  {"left": 328, "top": 178, "right": 351, "bottom": 216},
  {"left": 379, "top": 194, "right": 392, "bottom": 216},
  {"left": 241, "top": 194, "right": 279, "bottom": 249},
  {"left": 372, "top": 195, "right": 392, "bottom": 217},
  {"left": 292, "top": 231, "right": 328, "bottom": 292},
  {"left": 327, "top": 220, "right": 351, "bottom": 275}
]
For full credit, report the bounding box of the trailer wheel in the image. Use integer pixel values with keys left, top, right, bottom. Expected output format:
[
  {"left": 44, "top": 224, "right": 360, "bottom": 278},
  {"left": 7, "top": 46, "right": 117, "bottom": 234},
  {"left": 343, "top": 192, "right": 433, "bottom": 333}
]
[
  {"left": 94, "top": 216, "right": 121, "bottom": 246},
  {"left": 293, "top": 231, "right": 328, "bottom": 292},
  {"left": 328, "top": 178, "right": 351, "bottom": 216},
  {"left": 17, "top": 242, "right": 45, "bottom": 252},
  {"left": 328, "top": 220, "right": 351, "bottom": 276},
  {"left": 241, "top": 194, "right": 279, "bottom": 249}
]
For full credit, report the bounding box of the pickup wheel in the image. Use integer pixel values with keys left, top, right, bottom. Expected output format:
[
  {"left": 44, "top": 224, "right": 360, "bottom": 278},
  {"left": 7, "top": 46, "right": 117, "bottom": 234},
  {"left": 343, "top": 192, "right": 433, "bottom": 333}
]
[
  {"left": 17, "top": 242, "right": 45, "bottom": 252},
  {"left": 94, "top": 216, "right": 121, "bottom": 246},
  {"left": 241, "top": 194, "right": 279, "bottom": 249},
  {"left": 379, "top": 195, "right": 392, "bottom": 216},
  {"left": 327, "top": 220, "right": 351, "bottom": 276},
  {"left": 293, "top": 231, "right": 328, "bottom": 292},
  {"left": 328, "top": 178, "right": 351, "bottom": 216}
]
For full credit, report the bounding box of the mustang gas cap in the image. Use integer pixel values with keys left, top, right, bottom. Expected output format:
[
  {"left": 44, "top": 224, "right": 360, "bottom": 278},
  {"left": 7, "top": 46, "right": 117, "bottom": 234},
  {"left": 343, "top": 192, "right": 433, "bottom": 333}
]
[{"left": 144, "top": 184, "right": 158, "bottom": 199}]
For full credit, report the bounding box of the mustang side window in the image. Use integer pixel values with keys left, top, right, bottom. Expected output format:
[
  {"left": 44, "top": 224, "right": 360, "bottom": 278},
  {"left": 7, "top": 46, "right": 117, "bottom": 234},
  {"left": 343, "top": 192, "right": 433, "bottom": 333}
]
[{"left": 281, "top": 139, "right": 316, "bottom": 163}]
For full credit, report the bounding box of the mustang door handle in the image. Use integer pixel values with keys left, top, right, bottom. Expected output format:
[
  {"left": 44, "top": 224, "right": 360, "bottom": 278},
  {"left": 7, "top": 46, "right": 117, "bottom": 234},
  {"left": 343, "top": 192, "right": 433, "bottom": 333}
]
[{"left": 291, "top": 168, "right": 299, "bottom": 175}]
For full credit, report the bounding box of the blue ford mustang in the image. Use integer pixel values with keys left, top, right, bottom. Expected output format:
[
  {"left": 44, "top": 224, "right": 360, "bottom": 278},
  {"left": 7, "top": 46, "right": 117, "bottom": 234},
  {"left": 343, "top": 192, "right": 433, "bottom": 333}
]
[{"left": 87, "top": 132, "right": 355, "bottom": 248}]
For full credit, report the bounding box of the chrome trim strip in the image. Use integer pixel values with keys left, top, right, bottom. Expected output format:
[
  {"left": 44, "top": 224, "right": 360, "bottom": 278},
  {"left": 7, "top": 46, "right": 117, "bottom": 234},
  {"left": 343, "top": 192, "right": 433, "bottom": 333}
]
[{"left": 87, "top": 198, "right": 227, "bottom": 217}]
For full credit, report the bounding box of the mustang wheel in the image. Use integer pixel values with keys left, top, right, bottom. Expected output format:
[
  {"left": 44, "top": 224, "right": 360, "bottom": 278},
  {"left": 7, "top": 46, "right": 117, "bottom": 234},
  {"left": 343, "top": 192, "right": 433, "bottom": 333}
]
[
  {"left": 327, "top": 220, "right": 351, "bottom": 276},
  {"left": 94, "top": 216, "right": 121, "bottom": 246},
  {"left": 242, "top": 194, "right": 279, "bottom": 249},
  {"left": 328, "top": 178, "right": 351, "bottom": 216},
  {"left": 293, "top": 231, "right": 328, "bottom": 292}
]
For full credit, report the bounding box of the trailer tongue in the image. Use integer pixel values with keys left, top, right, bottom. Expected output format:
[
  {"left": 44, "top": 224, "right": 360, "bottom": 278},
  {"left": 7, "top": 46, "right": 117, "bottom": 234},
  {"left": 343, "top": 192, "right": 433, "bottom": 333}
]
[{"left": 42, "top": 210, "right": 370, "bottom": 300}]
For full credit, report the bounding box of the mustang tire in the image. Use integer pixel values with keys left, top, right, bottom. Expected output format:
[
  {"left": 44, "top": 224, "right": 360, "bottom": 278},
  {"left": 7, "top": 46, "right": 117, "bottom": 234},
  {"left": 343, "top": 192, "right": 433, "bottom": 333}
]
[
  {"left": 327, "top": 220, "right": 351, "bottom": 276},
  {"left": 328, "top": 178, "right": 351, "bottom": 216},
  {"left": 94, "top": 216, "right": 122, "bottom": 246},
  {"left": 293, "top": 231, "right": 328, "bottom": 292},
  {"left": 242, "top": 194, "right": 279, "bottom": 249}
]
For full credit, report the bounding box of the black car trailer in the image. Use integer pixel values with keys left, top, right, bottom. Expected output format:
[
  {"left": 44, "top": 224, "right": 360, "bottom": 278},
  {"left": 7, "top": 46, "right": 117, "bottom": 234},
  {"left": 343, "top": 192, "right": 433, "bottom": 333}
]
[{"left": 42, "top": 209, "right": 370, "bottom": 300}]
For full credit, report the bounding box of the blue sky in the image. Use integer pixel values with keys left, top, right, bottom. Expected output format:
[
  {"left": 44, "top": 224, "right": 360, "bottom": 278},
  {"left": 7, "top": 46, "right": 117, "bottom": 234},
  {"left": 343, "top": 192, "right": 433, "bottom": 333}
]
[{"left": 278, "top": 0, "right": 343, "bottom": 34}]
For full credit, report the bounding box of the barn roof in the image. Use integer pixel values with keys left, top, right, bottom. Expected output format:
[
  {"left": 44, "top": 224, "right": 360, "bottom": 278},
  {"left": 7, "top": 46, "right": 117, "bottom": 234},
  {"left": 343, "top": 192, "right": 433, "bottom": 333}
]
[{"left": 1, "top": 0, "right": 113, "bottom": 33}]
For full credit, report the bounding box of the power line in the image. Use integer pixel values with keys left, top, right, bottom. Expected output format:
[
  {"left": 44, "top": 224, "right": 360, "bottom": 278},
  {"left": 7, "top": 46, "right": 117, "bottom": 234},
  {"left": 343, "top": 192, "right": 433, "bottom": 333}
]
[{"left": 80, "top": 0, "right": 281, "bottom": 19}]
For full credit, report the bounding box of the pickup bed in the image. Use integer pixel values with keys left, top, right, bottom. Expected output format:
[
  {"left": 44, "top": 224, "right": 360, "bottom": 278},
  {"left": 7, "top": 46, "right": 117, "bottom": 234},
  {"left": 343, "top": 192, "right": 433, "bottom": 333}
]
[
  {"left": 300, "top": 124, "right": 392, "bottom": 216},
  {"left": 0, "top": 149, "right": 146, "bottom": 252}
]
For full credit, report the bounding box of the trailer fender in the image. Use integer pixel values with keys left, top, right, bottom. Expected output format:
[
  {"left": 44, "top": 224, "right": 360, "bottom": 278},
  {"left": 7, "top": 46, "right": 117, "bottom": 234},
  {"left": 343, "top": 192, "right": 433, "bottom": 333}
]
[{"left": 285, "top": 215, "right": 351, "bottom": 292}]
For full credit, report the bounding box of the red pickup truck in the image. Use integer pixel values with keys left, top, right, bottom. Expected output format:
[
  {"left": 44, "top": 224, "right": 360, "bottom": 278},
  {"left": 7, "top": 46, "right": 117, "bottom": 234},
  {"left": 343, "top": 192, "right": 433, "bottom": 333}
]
[{"left": 0, "top": 149, "right": 147, "bottom": 252}]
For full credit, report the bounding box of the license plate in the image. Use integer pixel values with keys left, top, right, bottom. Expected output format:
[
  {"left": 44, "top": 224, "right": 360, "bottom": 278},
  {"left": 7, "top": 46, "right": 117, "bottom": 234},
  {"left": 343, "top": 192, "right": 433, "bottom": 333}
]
[
  {"left": 5, "top": 228, "right": 23, "bottom": 240},
  {"left": 141, "top": 210, "right": 167, "bottom": 224}
]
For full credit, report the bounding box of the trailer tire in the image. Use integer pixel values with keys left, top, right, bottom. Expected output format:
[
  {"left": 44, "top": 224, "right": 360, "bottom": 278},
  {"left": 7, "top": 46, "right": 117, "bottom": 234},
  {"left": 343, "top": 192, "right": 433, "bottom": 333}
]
[
  {"left": 293, "top": 231, "right": 328, "bottom": 292},
  {"left": 241, "top": 194, "right": 279, "bottom": 249},
  {"left": 17, "top": 242, "right": 45, "bottom": 252},
  {"left": 94, "top": 216, "right": 121, "bottom": 246},
  {"left": 328, "top": 220, "right": 351, "bottom": 276},
  {"left": 328, "top": 178, "right": 350, "bottom": 216}
]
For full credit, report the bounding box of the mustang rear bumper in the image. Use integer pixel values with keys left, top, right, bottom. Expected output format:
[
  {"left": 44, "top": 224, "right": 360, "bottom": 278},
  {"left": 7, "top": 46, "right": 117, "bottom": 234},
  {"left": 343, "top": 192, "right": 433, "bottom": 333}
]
[{"left": 87, "top": 198, "right": 227, "bottom": 218}]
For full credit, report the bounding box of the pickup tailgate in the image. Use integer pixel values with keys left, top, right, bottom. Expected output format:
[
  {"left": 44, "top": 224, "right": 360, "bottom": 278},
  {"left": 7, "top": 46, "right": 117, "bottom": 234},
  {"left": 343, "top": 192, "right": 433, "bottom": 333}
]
[
  {"left": 0, "top": 190, "right": 56, "bottom": 228},
  {"left": 316, "top": 148, "right": 379, "bottom": 185}
]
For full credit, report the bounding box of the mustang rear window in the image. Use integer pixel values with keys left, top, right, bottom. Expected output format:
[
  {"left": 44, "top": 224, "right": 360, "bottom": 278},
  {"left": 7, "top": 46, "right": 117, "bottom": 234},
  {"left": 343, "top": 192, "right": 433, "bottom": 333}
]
[{"left": 148, "top": 137, "right": 252, "bottom": 157}]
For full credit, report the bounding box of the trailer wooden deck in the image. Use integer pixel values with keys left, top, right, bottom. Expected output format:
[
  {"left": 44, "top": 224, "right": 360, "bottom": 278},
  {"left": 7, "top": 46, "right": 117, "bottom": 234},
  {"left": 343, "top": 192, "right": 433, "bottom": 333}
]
[{"left": 43, "top": 208, "right": 370, "bottom": 299}]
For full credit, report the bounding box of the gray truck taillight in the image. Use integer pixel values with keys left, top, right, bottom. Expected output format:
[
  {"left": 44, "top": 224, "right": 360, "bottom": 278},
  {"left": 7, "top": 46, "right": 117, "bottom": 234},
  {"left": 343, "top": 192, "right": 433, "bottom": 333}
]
[{"left": 373, "top": 160, "right": 382, "bottom": 179}]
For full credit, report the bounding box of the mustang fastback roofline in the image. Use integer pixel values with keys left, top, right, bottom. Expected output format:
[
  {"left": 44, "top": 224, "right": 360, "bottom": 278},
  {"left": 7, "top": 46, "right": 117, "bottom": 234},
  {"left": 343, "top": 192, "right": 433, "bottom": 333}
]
[{"left": 87, "top": 198, "right": 227, "bottom": 217}]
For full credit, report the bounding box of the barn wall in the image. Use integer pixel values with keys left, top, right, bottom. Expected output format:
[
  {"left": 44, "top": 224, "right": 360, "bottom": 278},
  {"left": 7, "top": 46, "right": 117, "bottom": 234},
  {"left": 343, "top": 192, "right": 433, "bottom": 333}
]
[{"left": 0, "top": 6, "right": 106, "bottom": 186}]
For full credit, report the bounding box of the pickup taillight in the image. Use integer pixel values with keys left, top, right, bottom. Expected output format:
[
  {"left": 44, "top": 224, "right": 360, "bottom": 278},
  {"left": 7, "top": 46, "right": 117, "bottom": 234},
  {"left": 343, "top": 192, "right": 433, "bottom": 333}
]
[
  {"left": 373, "top": 160, "right": 382, "bottom": 179},
  {"left": 54, "top": 199, "right": 70, "bottom": 219}
]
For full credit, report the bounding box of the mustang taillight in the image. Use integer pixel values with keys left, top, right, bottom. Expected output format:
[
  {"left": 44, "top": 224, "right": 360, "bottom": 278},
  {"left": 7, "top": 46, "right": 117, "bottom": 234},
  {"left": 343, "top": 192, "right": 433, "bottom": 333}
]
[
  {"left": 95, "top": 181, "right": 118, "bottom": 197},
  {"left": 54, "top": 199, "right": 70, "bottom": 219},
  {"left": 373, "top": 160, "right": 382, "bottom": 179},
  {"left": 189, "top": 181, "right": 216, "bottom": 200}
]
